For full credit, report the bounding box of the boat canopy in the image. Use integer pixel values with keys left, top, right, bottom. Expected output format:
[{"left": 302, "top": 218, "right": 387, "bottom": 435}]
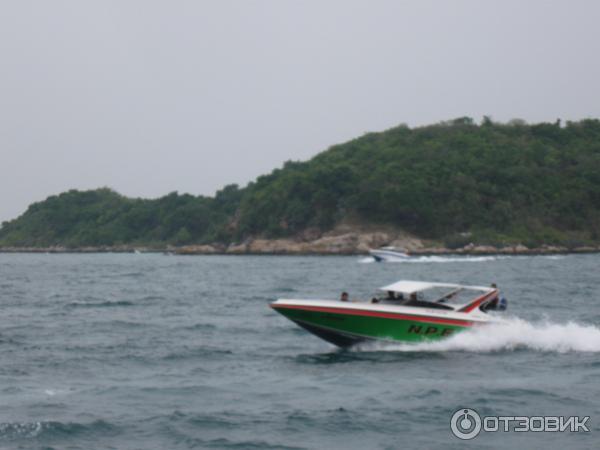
[{"left": 379, "top": 280, "right": 492, "bottom": 295}]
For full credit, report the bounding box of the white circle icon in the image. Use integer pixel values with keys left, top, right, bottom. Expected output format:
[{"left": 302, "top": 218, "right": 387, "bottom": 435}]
[{"left": 450, "top": 408, "right": 482, "bottom": 440}]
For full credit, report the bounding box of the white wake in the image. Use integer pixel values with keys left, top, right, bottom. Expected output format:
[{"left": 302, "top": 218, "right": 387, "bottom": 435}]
[
  {"left": 359, "top": 255, "right": 503, "bottom": 263},
  {"left": 355, "top": 317, "right": 600, "bottom": 353}
]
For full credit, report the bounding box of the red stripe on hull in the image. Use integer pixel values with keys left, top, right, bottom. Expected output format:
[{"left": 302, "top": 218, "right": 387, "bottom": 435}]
[
  {"left": 458, "top": 290, "right": 498, "bottom": 312},
  {"left": 271, "top": 303, "right": 474, "bottom": 327}
]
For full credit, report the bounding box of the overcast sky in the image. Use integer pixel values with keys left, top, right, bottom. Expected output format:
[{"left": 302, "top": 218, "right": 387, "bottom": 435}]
[{"left": 1, "top": 0, "right": 599, "bottom": 222}]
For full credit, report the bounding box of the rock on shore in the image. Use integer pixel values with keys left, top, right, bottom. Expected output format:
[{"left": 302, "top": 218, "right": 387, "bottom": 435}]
[
  {"left": 173, "top": 226, "right": 597, "bottom": 256},
  {"left": 1, "top": 226, "right": 598, "bottom": 255}
]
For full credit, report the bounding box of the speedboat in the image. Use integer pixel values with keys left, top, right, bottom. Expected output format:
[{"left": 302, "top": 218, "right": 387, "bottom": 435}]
[
  {"left": 270, "top": 280, "right": 504, "bottom": 347},
  {"left": 369, "top": 247, "right": 409, "bottom": 261}
]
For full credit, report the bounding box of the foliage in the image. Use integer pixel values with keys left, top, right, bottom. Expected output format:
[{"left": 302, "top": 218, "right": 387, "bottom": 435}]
[{"left": 1, "top": 119, "right": 600, "bottom": 247}]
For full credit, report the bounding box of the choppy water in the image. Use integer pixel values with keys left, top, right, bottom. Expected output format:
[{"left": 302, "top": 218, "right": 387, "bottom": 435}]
[{"left": 0, "top": 253, "right": 599, "bottom": 449}]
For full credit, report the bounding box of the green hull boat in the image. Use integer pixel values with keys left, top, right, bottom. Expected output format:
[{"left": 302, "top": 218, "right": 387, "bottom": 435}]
[{"left": 271, "top": 280, "right": 503, "bottom": 348}]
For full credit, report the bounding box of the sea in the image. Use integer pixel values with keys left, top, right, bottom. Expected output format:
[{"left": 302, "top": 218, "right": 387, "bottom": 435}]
[{"left": 0, "top": 252, "right": 599, "bottom": 450}]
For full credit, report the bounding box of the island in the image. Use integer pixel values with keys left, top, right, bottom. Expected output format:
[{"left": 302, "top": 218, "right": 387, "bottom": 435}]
[{"left": 1, "top": 117, "right": 599, "bottom": 255}]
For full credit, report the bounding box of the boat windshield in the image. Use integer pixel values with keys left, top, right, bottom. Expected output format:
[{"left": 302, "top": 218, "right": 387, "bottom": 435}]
[
  {"left": 426, "top": 287, "right": 485, "bottom": 307},
  {"left": 377, "top": 282, "right": 493, "bottom": 310}
]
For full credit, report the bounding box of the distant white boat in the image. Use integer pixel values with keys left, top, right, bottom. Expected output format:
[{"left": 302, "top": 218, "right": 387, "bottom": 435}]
[{"left": 369, "top": 247, "right": 409, "bottom": 262}]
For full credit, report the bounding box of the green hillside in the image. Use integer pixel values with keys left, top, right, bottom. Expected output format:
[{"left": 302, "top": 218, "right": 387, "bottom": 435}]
[{"left": 2, "top": 118, "right": 600, "bottom": 248}]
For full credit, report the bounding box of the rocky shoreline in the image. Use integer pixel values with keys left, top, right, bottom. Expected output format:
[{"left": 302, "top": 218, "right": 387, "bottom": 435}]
[{"left": 1, "top": 227, "right": 599, "bottom": 255}]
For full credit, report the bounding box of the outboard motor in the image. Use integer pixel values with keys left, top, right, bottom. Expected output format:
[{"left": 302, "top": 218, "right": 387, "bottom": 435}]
[
  {"left": 485, "top": 283, "right": 508, "bottom": 311},
  {"left": 485, "top": 294, "right": 508, "bottom": 311},
  {"left": 497, "top": 294, "right": 507, "bottom": 310}
]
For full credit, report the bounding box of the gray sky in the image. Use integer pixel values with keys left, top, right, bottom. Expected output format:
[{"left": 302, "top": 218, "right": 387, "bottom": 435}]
[{"left": 1, "top": 0, "right": 599, "bottom": 223}]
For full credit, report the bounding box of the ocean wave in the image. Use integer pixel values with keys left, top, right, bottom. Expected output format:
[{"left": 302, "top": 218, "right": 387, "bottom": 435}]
[
  {"left": 161, "top": 346, "right": 233, "bottom": 361},
  {"left": 0, "top": 368, "right": 29, "bottom": 376},
  {"left": 137, "top": 295, "right": 165, "bottom": 301},
  {"left": 276, "top": 287, "right": 298, "bottom": 293},
  {"left": 116, "top": 271, "right": 145, "bottom": 278},
  {"left": 0, "top": 419, "right": 118, "bottom": 441},
  {"left": 354, "top": 317, "right": 600, "bottom": 353},
  {"left": 182, "top": 322, "right": 217, "bottom": 331},
  {"left": 66, "top": 300, "right": 134, "bottom": 308},
  {"left": 0, "top": 335, "right": 25, "bottom": 346},
  {"left": 145, "top": 411, "right": 307, "bottom": 449},
  {"left": 193, "top": 438, "right": 306, "bottom": 449}
]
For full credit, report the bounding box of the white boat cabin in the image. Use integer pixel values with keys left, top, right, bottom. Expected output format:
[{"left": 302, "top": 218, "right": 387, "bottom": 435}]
[{"left": 375, "top": 280, "right": 499, "bottom": 312}]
